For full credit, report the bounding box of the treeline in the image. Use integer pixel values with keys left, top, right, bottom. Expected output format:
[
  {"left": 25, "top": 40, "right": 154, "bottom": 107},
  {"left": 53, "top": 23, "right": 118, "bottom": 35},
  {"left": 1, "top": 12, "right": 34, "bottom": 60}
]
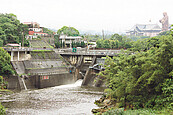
[
  {"left": 0, "top": 13, "right": 29, "bottom": 47},
  {"left": 96, "top": 34, "right": 132, "bottom": 49},
  {"left": 100, "top": 32, "right": 173, "bottom": 111}
]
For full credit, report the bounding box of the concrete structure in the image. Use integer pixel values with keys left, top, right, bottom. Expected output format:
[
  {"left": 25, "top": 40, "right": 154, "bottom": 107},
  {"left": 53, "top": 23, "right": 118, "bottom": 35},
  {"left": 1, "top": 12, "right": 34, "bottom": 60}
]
[
  {"left": 3, "top": 47, "right": 74, "bottom": 90},
  {"left": 23, "top": 22, "right": 49, "bottom": 40},
  {"left": 4, "top": 46, "right": 122, "bottom": 89},
  {"left": 59, "top": 33, "right": 82, "bottom": 48},
  {"left": 4, "top": 47, "right": 52, "bottom": 61},
  {"left": 5, "top": 73, "right": 74, "bottom": 89},
  {"left": 126, "top": 24, "right": 162, "bottom": 37}
]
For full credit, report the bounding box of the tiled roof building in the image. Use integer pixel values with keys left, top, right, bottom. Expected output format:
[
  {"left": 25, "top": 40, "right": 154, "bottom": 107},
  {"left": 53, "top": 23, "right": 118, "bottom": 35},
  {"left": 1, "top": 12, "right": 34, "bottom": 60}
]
[{"left": 126, "top": 24, "right": 162, "bottom": 37}]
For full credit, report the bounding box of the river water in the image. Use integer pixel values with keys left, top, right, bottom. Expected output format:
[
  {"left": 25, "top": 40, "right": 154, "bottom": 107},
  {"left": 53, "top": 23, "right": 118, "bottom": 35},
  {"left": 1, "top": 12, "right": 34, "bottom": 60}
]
[{"left": 0, "top": 80, "right": 104, "bottom": 115}]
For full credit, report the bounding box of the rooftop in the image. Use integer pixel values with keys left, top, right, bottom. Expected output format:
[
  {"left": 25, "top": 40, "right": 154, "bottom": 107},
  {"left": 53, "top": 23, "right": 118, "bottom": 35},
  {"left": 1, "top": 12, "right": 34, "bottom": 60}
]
[{"left": 129, "top": 24, "right": 161, "bottom": 32}]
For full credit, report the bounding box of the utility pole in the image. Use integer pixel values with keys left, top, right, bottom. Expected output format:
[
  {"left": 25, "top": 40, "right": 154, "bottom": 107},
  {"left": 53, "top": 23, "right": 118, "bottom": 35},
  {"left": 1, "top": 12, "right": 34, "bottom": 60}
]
[
  {"left": 102, "top": 30, "right": 104, "bottom": 40},
  {"left": 22, "top": 31, "right": 24, "bottom": 47}
]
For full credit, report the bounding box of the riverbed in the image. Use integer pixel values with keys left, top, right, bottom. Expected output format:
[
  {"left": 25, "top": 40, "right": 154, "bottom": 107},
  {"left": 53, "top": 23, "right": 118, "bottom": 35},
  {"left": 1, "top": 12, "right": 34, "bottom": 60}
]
[{"left": 0, "top": 80, "right": 104, "bottom": 115}]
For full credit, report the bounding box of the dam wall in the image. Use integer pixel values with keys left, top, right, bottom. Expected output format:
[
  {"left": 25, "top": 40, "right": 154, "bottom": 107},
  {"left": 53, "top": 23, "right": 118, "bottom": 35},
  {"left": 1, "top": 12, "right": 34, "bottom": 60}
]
[{"left": 9, "top": 51, "right": 74, "bottom": 90}]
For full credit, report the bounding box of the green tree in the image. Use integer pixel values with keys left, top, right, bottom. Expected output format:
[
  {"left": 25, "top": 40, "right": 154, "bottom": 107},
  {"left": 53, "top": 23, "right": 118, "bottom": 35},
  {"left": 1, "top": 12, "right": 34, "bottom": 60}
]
[
  {"left": 100, "top": 33, "right": 173, "bottom": 109},
  {"left": 110, "top": 33, "right": 122, "bottom": 42},
  {"left": 0, "top": 48, "right": 14, "bottom": 75},
  {"left": 80, "top": 41, "right": 85, "bottom": 48},
  {"left": 103, "top": 39, "right": 110, "bottom": 48},
  {"left": 96, "top": 39, "right": 103, "bottom": 48},
  {"left": 0, "top": 39, "right": 3, "bottom": 47},
  {"left": 57, "top": 26, "right": 79, "bottom": 36},
  {"left": 0, "top": 13, "right": 29, "bottom": 46},
  {"left": 43, "top": 27, "right": 55, "bottom": 35}
]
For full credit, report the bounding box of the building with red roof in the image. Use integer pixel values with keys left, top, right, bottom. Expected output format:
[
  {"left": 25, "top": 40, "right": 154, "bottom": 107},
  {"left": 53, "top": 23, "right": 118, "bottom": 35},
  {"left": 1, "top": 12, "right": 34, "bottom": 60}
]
[{"left": 23, "top": 22, "right": 49, "bottom": 40}]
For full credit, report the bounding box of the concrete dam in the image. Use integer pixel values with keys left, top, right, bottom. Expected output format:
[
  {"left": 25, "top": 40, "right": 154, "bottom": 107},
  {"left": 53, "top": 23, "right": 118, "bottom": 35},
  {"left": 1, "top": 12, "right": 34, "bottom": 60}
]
[
  {"left": 5, "top": 48, "right": 74, "bottom": 90},
  {"left": 4, "top": 47, "right": 121, "bottom": 90}
]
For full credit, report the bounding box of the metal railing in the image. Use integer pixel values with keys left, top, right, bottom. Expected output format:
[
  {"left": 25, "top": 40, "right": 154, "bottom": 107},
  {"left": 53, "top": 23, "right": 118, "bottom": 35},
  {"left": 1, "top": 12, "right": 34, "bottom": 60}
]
[
  {"left": 3, "top": 47, "right": 53, "bottom": 51},
  {"left": 58, "top": 50, "right": 122, "bottom": 56}
]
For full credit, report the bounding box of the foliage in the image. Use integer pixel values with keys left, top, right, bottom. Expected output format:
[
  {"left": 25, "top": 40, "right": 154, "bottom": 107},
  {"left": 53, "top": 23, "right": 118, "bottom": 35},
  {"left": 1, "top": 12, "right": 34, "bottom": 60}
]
[
  {"left": 128, "top": 35, "right": 149, "bottom": 41},
  {"left": 0, "top": 39, "right": 3, "bottom": 47},
  {"left": 0, "top": 48, "right": 14, "bottom": 75},
  {"left": 158, "top": 31, "right": 171, "bottom": 36},
  {"left": 57, "top": 26, "right": 79, "bottom": 36},
  {"left": 102, "top": 108, "right": 124, "bottom": 115},
  {"left": 103, "top": 108, "right": 172, "bottom": 115},
  {"left": 0, "top": 103, "right": 5, "bottom": 115},
  {"left": 96, "top": 34, "right": 132, "bottom": 49},
  {"left": 0, "top": 76, "right": 7, "bottom": 89},
  {"left": 54, "top": 41, "right": 61, "bottom": 48},
  {"left": 0, "top": 13, "right": 29, "bottom": 46},
  {"left": 100, "top": 34, "right": 173, "bottom": 110},
  {"left": 43, "top": 27, "right": 55, "bottom": 35}
]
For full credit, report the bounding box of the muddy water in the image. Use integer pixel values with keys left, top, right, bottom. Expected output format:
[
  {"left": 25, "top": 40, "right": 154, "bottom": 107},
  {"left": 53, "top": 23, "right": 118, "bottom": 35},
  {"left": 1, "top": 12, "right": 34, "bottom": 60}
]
[{"left": 0, "top": 80, "right": 104, "bottom": 115}]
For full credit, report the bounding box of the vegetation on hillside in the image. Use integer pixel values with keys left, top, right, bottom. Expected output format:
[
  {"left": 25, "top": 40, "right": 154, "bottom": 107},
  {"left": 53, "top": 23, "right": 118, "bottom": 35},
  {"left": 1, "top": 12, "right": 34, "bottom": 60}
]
[
  {"left": 96, "top": 34, "right": 132, "bottom": 49},
  {"left": 43, "top": 27, "right": 55, "bottom": 35},
  {"left": 0, "top": 48, "right": 14, "bottom": 75},
  {"left": 0, "top": 13, "right": 29, "bottom": 47},
  {"left": 96, "top": 32, "right": 173, "bottom": 114}
]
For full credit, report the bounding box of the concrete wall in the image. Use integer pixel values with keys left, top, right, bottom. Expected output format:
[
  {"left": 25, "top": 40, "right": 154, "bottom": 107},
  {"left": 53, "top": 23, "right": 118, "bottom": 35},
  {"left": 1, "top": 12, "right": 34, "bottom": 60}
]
[
  {"left": 26, "top": 67, "right": 68, "bottom": 75},
  {"left": 4, "top": 76, "right": 20, "bottom": 89},
  {"left": 4, "top": 73, "right": 74, "bottom": 90},
  {"left": 36, "top": 73, "right": 74, "bottom": 88}
]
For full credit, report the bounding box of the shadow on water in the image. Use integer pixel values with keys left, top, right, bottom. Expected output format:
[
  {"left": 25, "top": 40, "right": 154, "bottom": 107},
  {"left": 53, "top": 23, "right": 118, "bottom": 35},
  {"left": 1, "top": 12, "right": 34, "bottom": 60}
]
[{"left": 0, "top": 79, "right": 104, "bottom": 115}]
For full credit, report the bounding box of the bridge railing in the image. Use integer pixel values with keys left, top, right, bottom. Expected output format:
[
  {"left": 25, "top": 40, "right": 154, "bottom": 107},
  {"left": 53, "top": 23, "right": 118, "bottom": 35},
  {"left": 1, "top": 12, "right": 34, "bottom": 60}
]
[
  {"left": 58, "top": 49, "right": 122, "bottom": 56},
  {"left": 3, "top": 47, "right": 53, "bottom": 51}
]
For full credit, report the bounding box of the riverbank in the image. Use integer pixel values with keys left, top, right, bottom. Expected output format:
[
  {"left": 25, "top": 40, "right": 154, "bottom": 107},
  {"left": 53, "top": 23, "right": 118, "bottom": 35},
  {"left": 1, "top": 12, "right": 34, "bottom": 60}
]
[
  {"left": 0, "top": 89, "right": 13, "bottom": 115},
  {"left": 92, "top": 96, "right": 173, "bottom": 115}
]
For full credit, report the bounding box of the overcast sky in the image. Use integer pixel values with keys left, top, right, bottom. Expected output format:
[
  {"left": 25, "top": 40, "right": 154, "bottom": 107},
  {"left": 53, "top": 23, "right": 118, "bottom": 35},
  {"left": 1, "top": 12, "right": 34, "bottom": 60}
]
[{"left": 0, "top": 0, "right": 173, "bottom": 34}]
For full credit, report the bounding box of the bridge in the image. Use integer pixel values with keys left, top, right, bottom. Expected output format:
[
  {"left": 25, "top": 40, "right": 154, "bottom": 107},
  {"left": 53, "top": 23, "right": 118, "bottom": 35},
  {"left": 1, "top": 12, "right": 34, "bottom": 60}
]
[{"left": 54, "top": 48, "right": 122, "bottom": 57}]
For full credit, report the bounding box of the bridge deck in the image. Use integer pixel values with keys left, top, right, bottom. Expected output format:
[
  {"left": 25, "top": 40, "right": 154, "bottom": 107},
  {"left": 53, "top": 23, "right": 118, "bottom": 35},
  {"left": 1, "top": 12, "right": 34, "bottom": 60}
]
[{"left": 58, "top": 50, "right": 122, "bottom": 56}]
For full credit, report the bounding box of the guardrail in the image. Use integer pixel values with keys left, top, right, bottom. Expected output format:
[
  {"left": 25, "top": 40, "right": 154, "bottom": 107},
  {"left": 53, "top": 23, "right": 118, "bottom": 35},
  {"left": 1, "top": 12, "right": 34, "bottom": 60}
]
[
  {"left": 58, "top": 50, "right": 122, "bottom": 56},
  {"left": 3, "top": 47, "right": 53, "bottom": 51}
]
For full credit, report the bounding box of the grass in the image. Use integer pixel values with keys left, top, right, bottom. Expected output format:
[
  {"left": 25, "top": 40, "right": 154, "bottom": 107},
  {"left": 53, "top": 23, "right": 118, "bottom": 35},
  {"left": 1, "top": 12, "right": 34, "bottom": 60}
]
[
  {"left": 0, "top": 89, "right": 13, "bottom": 97},
  {"left": 101, "top": 108, "right": 172, "bottom": 115}
]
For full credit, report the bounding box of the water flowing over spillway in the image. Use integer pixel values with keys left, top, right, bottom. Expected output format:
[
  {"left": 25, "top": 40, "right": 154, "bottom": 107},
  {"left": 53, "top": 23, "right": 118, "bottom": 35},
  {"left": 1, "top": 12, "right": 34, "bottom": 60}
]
[{"left": 0, "top": 80, "right": 104, "bottom": 115}]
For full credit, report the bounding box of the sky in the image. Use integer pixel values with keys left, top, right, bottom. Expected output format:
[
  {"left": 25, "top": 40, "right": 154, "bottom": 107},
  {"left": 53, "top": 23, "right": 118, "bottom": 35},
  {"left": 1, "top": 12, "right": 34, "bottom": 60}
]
[{"left": 0, "top": 0, "right": 173, "bottom": 34}]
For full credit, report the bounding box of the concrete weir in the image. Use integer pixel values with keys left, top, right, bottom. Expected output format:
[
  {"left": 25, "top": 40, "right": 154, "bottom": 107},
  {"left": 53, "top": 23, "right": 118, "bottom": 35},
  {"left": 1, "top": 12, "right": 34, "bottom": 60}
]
[{"left": 8, "top": 49, "right": 75, "bottom": 90}]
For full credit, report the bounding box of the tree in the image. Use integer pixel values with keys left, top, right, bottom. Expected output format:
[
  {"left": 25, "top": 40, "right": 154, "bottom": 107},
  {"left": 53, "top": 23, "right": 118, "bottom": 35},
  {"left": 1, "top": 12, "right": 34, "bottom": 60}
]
[
  {"left": 100, "top": 33, "right": 173, "bottom": 109},
  {"left": 0, "top": 13, "right": 29, "bottom": 46},
  {"left": 96, "top": 39, "right": 103, "bottom": 48},
  {"left": 43, "top": 27, "right": 55, "bottom": 35},
  {"left": 103, "top": 39, "right": 110, "bottom": 48},
  {"left": 80, "top": 41, "right": 85, "bottom": 48},
  {"left": 57, "top": 26, "right": 80, "bottom": 36},
  {"left": 0, "top": 48, "right": 14, "bottom": 75},
  {"left": 55, "top": 41, "right": 60, "bottom": 48},
  {"left": 0, "top": 39, "right": 3, "bottom": 47},
  {"left": 110, "top": 33, "right": 122, "bottom": 42}
]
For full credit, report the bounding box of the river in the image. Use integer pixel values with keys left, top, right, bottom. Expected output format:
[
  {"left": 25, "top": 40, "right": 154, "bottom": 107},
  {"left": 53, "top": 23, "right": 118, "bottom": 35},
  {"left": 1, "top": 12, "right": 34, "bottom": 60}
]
[{"left": 0, "top": 80, "right": 104, "bottom": 115}]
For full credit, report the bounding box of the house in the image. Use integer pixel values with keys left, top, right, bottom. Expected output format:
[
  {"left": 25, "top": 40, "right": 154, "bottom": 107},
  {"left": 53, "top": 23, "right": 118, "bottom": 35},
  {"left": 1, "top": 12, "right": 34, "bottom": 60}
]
[
  {"left": 23, "top": 22, "right": 49, "bottom": 40},
  {"left": 126, "top": 24, "right": 162, "bottom": 37},
  {"left": 59, "top": 33, "right": 82, "bottom": 48}
]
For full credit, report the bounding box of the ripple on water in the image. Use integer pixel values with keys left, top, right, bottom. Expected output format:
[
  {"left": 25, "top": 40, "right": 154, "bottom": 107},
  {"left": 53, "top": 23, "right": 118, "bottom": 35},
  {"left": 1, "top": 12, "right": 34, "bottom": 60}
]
[{"left": 1, "top": 80, "right": 104, "bottom": 115}]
